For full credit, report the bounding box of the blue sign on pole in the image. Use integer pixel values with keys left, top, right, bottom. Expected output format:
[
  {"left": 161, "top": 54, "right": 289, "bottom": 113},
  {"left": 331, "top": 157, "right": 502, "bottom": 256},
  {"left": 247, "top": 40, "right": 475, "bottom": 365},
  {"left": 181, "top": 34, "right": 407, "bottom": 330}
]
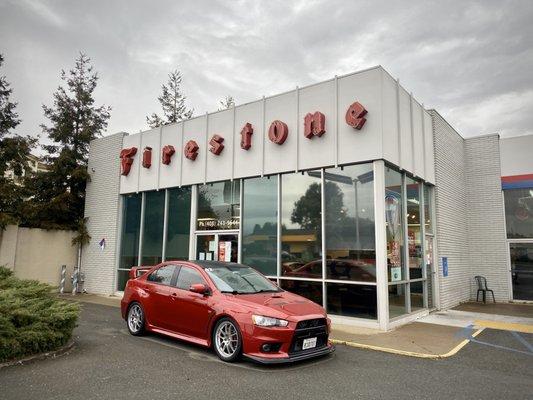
[{"left": 442, "top": 257, "right": 448, "bottom": 277}]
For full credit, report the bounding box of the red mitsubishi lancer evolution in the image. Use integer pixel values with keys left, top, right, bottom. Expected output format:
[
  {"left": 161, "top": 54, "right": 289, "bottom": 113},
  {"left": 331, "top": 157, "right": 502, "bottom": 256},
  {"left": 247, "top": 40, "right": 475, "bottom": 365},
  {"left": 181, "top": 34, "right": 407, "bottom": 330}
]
[{"left": 121, "top": 260, "right": 334, "bottom": 363}]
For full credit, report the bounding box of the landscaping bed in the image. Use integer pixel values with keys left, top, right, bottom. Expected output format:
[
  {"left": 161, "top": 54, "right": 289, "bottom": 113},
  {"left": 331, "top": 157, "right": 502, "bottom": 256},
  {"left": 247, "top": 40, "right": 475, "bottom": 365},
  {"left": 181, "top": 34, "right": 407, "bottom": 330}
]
[{"left": 0, "top": 266, "right": 79, "bottom": 363}]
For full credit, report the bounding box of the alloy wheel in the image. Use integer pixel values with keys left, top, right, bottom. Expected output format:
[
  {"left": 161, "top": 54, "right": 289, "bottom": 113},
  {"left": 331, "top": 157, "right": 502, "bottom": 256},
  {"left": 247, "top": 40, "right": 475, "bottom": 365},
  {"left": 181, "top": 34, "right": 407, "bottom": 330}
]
[
  {"left": 128, "top": 304, "right": 143, "bottom": 334},
  {"left": 215, "top": 320, "right": 239, "bottom": 358}
]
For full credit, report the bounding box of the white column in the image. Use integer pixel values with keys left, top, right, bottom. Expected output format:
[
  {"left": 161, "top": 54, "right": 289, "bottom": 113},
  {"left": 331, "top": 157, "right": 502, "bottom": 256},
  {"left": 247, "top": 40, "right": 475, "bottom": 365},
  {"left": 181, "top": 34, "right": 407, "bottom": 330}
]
[{"left": 374, "top": 160, "right": 389, "bottom": 330}]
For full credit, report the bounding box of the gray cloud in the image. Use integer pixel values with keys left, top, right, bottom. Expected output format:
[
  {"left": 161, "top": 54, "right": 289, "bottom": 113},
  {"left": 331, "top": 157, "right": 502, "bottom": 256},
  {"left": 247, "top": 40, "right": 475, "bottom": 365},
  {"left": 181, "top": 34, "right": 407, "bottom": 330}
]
[{"left": 1, "top": 0, "right": 532, "bottom": 143}]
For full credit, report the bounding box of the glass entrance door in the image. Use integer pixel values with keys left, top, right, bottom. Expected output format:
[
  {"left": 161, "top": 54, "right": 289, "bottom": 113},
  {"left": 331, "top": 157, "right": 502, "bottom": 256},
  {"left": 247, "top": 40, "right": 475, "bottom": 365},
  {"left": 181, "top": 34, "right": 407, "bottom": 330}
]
[
  {"left": 425, "top": 236, "right": 435, "bottom": 309},
  {"left": 510, "top": 243, "right": 533, "bottom": 301},
  {"left": 195, "top": 233, "right": 238, "bottom": 263}
]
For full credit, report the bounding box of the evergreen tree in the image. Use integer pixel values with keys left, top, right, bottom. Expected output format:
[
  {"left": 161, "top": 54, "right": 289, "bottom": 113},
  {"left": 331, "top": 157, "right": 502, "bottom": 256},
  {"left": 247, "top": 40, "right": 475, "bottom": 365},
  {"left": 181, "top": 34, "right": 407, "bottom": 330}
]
[
  {"left": 218, "top": 95, "right": 235, "bottom": 110},
  {"left": 147, "top": 70, "right": 193, "bottom": 128},
  {"left": 0, "top": 54, "right": 35, "bottom": 229},
  {"left": 24, "top": 53, "right": 110, "bottom": 231}
]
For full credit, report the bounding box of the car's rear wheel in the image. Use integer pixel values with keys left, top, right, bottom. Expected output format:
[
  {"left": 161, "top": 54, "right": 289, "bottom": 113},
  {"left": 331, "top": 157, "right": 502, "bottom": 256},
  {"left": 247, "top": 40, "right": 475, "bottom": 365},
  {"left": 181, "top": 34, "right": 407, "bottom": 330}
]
[
  {"left": 127, "top": 302, "right": 145, "bottom": 336},
  {"left": 213, "top": 318, "right": 242, "bottom": 362}
]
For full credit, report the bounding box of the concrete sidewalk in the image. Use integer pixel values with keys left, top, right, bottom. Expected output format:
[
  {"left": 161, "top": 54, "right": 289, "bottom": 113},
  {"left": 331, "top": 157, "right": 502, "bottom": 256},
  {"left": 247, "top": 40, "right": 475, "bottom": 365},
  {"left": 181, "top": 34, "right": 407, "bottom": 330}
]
[{"left": 60, "top": 294, "right": 532, "bottom": 358}]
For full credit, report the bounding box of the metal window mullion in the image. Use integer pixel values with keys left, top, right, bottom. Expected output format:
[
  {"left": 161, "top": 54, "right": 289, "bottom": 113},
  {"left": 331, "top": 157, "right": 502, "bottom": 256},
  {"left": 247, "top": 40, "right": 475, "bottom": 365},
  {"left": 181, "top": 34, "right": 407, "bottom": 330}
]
[
  {"left": 277, "top": 174, "right": 282, "bottom": 283},
  {"left": 419, "top": 182, "right": 428, "bottom": 309},
  {"left": 189, "top": 185, "right": 198, "bottom": 260},
  {"left": 238, "top": 179, "right": 243, "bottom": 264},
  {"left": 321, "top": 168, "right": 327, "bottom": 309},
  {"left": 138, "top": 192, "right": 146, "bottom": 266},
  {"left": 161, "top": 189, "right": 169, "bottom": 261}
]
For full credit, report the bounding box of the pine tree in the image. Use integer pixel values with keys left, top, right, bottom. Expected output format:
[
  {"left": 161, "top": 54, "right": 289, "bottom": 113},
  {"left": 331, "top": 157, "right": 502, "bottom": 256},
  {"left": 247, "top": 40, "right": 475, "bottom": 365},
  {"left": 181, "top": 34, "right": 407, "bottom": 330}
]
[
  {"left": 0, "top": 54, "right": 35, "bottom": 229},
  {"left": 147, "top": 70, "right": 193, "bottom": 128},
  {"left": 218, "top": 95, "right": 235, "bottom": 110},
  {"left": 24, "top": 53, "right": 110, "bottom": 231}
]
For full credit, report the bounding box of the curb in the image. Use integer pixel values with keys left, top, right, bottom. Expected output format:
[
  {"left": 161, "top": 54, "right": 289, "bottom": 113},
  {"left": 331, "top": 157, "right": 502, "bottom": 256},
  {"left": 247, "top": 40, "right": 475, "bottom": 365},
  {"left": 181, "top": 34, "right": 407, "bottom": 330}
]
[
  {"left": 0, "top": 340, "right": 75, "bottom": 369},
  {"left": 331, "top": 328, "right": 485, "bottom": 359}
]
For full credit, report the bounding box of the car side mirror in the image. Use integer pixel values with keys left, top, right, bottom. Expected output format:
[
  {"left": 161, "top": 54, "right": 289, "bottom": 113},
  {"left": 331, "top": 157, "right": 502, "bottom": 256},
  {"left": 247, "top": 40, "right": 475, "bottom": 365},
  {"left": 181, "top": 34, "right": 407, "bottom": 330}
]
[{"left": 189, "top": 283, "right": 209, "bottom": 295}]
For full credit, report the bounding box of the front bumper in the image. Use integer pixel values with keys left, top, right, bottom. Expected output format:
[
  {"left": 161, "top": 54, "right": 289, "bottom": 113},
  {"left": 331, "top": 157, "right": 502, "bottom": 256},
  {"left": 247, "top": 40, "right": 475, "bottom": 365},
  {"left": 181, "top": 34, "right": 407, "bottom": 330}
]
[{"left": 244, "top": 343, "right": 335, "bottom": 364}]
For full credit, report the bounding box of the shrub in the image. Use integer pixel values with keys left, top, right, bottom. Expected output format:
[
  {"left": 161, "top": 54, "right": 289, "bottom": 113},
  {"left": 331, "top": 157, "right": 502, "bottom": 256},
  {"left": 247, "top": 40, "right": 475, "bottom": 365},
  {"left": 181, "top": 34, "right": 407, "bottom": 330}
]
[{"left": 0, "top": 266, "right": 80, "bottom": 362}]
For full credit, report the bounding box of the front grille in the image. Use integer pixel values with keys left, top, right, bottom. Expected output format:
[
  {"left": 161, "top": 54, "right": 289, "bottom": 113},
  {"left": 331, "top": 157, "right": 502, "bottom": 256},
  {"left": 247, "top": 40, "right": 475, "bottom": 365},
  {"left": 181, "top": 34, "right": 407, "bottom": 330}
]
[
  {"left": 296, "top": 318, "right": 327, "bottom": 330},
  {"left": 290, "top": 319, "right": 328, "bottom": 355}
]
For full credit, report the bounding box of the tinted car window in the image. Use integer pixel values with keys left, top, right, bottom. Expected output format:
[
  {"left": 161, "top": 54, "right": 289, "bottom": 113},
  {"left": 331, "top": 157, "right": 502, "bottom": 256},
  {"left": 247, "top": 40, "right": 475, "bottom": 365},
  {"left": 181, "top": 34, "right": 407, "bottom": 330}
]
[
  {"left": 147, "top": 265, "right": 175, "bottom": 285},
  {"left": 176, "top": 267, "right": 205, "bottom": 290}
]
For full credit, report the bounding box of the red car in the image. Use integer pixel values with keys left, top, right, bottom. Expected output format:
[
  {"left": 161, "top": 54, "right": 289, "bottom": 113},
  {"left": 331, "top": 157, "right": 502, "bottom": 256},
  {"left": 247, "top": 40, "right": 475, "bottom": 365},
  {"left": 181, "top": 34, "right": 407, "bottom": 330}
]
[{"left": 121, "top": 260, "right": 334, "bottom": 363}]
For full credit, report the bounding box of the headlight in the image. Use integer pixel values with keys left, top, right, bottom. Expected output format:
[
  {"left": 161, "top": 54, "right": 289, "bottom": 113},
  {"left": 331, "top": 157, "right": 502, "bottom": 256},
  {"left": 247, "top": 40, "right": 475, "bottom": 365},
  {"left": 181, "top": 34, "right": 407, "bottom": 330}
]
[{"left": 252, "top": 315, "right": 289, "bottom": 327}]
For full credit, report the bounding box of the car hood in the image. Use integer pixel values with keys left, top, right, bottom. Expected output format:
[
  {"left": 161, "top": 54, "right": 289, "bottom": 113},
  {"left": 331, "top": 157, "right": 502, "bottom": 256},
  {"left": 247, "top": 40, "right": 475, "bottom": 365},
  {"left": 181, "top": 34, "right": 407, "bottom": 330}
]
[{"left": 222, "top": 290, "right": 325, "bottom": 320}]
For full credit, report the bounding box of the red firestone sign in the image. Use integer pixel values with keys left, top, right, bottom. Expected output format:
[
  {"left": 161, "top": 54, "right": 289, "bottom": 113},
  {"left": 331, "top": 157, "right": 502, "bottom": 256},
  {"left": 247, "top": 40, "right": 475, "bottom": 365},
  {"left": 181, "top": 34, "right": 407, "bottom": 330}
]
[{"left": 119, "top": 101, "right": 367, "bottom": 176}]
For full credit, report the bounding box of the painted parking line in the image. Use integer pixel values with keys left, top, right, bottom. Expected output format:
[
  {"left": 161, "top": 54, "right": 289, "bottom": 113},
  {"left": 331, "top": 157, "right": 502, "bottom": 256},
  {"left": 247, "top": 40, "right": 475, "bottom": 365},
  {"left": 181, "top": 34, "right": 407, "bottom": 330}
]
[{"left": 474, "top": 320, "right": 533, "bottom": 334}]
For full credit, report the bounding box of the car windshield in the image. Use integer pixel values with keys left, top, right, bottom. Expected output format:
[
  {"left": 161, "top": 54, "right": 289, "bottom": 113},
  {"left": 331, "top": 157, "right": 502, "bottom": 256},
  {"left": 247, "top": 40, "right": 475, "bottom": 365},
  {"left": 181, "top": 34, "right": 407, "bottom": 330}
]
[{"left": 204, "top": 264, "right": 281, "bottom": 294}]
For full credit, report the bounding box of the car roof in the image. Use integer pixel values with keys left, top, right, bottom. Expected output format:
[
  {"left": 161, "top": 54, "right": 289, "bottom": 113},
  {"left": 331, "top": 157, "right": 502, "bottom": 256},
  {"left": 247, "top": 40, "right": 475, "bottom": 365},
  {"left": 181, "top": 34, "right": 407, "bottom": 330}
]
[{"left": 186, "top": 260, "right": 248, "bottom": 269}]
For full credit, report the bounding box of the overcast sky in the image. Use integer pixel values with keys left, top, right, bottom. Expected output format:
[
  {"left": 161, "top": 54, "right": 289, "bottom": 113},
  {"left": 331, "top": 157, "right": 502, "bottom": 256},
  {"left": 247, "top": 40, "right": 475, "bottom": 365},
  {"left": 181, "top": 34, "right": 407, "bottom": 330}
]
[{"left": 1, "top": 0, "right": 532, "bottom": 146}]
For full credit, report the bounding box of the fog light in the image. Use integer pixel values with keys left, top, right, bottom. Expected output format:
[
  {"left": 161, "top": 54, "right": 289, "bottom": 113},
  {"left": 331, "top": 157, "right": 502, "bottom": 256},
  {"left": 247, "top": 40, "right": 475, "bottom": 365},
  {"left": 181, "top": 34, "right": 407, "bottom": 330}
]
[{"left": 261, "top": 343, "right": 271, "bottom": 352}]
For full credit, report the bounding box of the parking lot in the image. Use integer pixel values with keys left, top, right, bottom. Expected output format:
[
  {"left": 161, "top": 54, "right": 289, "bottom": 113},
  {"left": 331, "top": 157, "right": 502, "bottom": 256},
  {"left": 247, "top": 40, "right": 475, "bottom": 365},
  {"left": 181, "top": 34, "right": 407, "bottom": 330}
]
[{"left": 1, "top": 302, "right": 531, "bottom": 400}]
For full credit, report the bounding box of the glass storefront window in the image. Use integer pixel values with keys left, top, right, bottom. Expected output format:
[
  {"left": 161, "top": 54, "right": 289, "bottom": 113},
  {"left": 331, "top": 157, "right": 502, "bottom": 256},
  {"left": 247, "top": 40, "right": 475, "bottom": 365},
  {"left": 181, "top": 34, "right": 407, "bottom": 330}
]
[
  {"left": 325, "top": 164, "right": 376, "bottom": 282},
  {"left": 406, "top": 177, "right": 423, "bottom": 279},
  {"left": 423, "top": 185, "right": 433, "bottom": 234},
  {"left": 197, "top": 180, "right": 240, "bottom": 230},
  {"left": 388, "top": 283, "right": 407, "bottom": 318},
  {"left": 165, "top": 187, "right": 191, "bottom": 261},
  {"left": 504, "top": 189, "right": 533, "bottom": 239},
  {"left": 509, "top": 243, "right": 533, "bottom": 300},
  {"left": 281, "top": 171, "right": 322, "bottom": 279},
  {"left": 242, "top": 176, "right": 278, "bottom": 276},
  {"left": 280, "top": 279, "right": 323, "bottom": 305},
  {"left": 119, "top": 193, "right": 142, "bottom": 270},
  {"left": 140, "top": 190, "right": 165, "bottom": 265},
  {"left": 385, "top": 168, "right": 404, "bottom": 282},
  {"left": 410, "top": 281, "right": 424, "bottom": 310},
  {"left": 326, "top": 283, "right": 377, "bottom": 319}
]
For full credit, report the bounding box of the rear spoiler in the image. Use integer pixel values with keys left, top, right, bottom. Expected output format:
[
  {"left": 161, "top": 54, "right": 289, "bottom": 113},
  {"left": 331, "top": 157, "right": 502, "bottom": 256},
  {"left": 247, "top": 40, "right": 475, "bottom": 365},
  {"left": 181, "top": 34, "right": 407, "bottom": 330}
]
[{"left": 129, "top": 266, "right": 152, "bottom": 280}]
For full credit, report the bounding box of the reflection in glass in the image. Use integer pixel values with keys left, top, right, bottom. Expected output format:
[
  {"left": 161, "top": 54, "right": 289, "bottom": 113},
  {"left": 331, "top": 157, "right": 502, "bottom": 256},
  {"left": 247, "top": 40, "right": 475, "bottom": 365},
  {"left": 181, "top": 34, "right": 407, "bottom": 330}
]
[
  {"left": 140, "top": 190, "right": 165, "bottom": 265},
  {"left": 389, "top": 284, "right": 407, "bottom": 318},
  {"left": 242, "top": 176, "right": 278, "bottom": 276},
  {"left": 119, "top": 193, "right": 142, "bottom": 270},
  {"left": 406, "top": 177, "right": 422, "bottom": 279},
  {"left": 504, "top": 189, "right": 533, "bottom": 239},
  {"left": 280, "top": 279, "right": 323, "bottom": 305},
  {"left": 326, "top": 283, "right": 377, "bottom": 319},
  {"left": 281, "top": 172, "right": 322, "bottom": 279},
  {"left": 385, "top": 168, "right": 404, "bottom": 282},
  {"left": 510, "top": 243, "right": 533, "bottom": 300},
  {"left": 165, "top": 187, "right": 191, "bottom": 261},
  {"left": 197, "top": 180, "right": 240, "bottom": 230},
  {"left": 410, "top": 281, "right": 424, "bottom": 310},
  {"left": 325, "top": 164, "right": 375, "bottom": 281}
]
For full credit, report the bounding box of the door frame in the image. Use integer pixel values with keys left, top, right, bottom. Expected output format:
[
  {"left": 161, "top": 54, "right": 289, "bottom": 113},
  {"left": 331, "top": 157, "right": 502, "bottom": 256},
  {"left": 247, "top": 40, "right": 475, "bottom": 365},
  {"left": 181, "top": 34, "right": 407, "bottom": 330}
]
[{"left": 193, "top": 230, "right": 240, "bottom": 262}]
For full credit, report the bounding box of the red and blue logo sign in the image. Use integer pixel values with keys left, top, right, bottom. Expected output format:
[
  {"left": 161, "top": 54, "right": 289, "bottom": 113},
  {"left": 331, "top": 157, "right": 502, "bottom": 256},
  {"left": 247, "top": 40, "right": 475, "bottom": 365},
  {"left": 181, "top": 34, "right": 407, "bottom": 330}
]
[{"left": 501, "top": 174, "right": 533, "bottom": 190}]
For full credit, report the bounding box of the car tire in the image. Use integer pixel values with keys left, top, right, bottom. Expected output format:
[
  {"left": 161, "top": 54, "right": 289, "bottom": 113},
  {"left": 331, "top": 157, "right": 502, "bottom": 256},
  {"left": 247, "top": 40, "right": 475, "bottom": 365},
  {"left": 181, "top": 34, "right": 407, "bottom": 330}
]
[
  {"left": 126, "top": 302, "right": 146, "bottom": 336},
  {"left": 212, "top": 317, "right": 242, "bottom": 362}
]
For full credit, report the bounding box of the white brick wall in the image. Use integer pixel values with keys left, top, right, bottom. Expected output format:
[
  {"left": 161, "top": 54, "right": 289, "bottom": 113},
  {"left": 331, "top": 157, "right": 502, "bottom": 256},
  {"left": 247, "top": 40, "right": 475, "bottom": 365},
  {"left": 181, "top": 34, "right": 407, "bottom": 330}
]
[
  {"left": 465, "top": 135, "right": 510, "bottom": 301},
  {"left": 431, "top": 110, "right": 510, "bottom": 309},
  {"left": 430, "top": 110, "right": 471, "bottom": 309},
  {"left": 81, "top": 132, "right": 125, "bottom": 295}
]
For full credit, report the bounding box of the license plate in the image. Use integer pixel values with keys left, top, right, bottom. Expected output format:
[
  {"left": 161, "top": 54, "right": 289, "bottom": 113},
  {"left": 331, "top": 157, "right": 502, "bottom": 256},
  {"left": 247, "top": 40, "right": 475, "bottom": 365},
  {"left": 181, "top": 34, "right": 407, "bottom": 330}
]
[{"left": 302, "top": 337, "right": 317, "bottom": 350}]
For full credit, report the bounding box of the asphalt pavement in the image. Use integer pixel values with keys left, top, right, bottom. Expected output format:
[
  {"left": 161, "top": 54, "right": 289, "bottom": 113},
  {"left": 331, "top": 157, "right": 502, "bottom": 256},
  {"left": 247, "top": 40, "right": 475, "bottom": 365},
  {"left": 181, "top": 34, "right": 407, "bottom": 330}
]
[{"left": 0, "top": 302, "right": 531, "bottom": 400}]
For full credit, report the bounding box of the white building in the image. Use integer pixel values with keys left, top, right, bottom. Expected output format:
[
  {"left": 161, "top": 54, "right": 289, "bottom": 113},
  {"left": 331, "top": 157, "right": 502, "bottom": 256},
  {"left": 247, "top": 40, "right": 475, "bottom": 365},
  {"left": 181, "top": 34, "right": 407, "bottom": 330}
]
[{"left": 81, "top": 66, "right": 533, "bottom": 330}]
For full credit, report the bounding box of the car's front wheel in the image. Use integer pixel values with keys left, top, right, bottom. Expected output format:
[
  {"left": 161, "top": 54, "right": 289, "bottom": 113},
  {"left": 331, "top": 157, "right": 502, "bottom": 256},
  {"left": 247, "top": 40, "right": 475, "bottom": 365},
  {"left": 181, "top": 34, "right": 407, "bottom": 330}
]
[
  {"left": 213, "top": 317, "right": 242, "bottom": 362},
  {"left": 127, "top": 302, "right": 145, "bottom": 336}
]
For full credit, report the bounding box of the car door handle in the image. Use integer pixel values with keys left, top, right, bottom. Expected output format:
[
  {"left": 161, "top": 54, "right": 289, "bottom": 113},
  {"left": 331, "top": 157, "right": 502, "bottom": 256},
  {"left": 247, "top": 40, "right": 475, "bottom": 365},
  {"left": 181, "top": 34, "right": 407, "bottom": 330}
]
[{"left": 170, "top": 292, "right": 178, "bottom": 299}]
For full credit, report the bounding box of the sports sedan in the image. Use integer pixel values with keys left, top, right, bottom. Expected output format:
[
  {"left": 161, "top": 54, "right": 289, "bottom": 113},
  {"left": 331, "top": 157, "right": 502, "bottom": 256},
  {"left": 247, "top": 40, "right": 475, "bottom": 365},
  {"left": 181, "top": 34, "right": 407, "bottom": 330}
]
[{"left": 121, "top": 260, "right": 334, "bottom": 363}]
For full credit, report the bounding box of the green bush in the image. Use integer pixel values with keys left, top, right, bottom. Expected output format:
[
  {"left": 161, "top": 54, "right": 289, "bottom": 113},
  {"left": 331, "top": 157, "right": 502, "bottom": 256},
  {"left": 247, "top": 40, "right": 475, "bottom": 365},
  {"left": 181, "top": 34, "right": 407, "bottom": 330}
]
[{"left": 0, "top": 266, "right": 80, "bottom": 362}]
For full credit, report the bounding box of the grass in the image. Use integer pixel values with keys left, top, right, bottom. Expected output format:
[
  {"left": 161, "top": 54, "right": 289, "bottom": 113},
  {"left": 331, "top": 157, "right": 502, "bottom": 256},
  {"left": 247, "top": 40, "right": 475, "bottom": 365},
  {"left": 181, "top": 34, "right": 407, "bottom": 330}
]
[{"left": 0, "top": 266, "right": 80, "bottom": 363}]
